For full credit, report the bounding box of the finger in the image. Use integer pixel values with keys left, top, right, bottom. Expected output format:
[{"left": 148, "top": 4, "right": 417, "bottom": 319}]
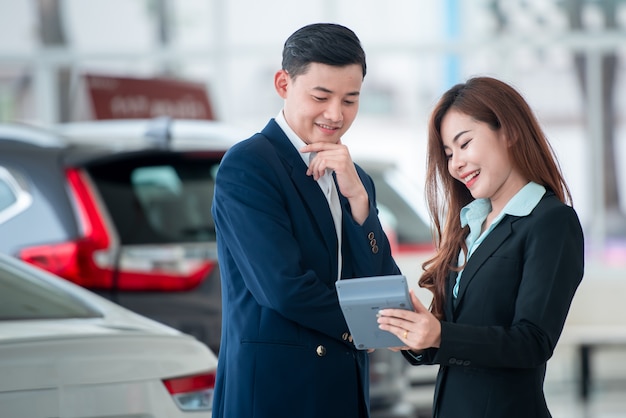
[
  {"left": 388, "top": 345, "right": 410, "bottom": 352},
  {"left": 300, "top": 142, "right": 343, "bottom": 153},
  {"left": 306, "top": 154, "right": 330, "bottom": 180},
  {"left": 377, "top": 315, "right": 412, "bottom": 338},
  {"left": 377, "top": 308, "right": 414, "bottom": 322},
  {"left": 409, "top": 290, "right": 428, "bottom": 313}
]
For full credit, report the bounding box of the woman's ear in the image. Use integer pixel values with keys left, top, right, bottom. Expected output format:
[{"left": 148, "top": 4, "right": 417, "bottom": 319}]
[
  {"left": 274, "top": 70, "right": 289, "bottom": 99},
  {"left": 501, "top": 130, "right": 515, "bottom": 147}
]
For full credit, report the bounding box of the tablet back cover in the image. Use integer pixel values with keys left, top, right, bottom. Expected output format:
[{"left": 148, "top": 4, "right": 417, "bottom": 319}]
[{"left": 335, "top": 274, "right": 412, "bottom": 349}]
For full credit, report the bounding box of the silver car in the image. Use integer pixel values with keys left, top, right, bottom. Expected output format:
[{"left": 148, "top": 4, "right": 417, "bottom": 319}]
[{"left": 0, "top": 252, "right": 217, "bottom": 417}]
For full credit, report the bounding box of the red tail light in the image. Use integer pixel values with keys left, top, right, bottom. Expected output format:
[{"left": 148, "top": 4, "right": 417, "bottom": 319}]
[
  {"left": 163, "top": 372, "right": 215, "bottom": 411},
  {"left": 18, "top": 168, "right": 215, "bottom": 291}
]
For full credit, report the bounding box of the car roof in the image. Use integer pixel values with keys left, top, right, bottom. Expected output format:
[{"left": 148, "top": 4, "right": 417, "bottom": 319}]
[
  {"left": 0, "top": 118, "right": 248, "bottom": 153},
  {"left": 0, "top": 122, "right": 65, "bottom": 148},
  {"left": 53, "top": 118, "right": 247, "bottom": 152}
]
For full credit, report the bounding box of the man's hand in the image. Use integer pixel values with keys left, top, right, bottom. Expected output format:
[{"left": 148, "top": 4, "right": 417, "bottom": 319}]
[{"left": 301, "top": 142, "right": 369, "bottom": 224}]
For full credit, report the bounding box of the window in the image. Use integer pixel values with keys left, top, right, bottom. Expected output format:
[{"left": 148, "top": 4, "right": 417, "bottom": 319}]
[
  {"left": 88, "top": 152, "right": 222, "bottom": 244},
  {"left": 0, "top": 166, "right": 32, "bottom": 224},
  {"left": 0, "top": 256, "right": 102, "bottom": 320}
]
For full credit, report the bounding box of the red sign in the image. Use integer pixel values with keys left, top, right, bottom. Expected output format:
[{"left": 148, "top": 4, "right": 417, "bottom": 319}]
[{"left": 84, "top": 74, "right": 214, "bottom": 120}]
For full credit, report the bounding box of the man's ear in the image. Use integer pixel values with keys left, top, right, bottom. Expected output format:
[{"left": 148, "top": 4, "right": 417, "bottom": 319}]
[{"left": 274, "top": 70, "right": 289, "bottom": 98}]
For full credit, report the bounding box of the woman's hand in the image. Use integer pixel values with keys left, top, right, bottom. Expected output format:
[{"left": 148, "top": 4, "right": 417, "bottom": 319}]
[{"left": 377, "top": 289, "right": 441, "bottom": 350}]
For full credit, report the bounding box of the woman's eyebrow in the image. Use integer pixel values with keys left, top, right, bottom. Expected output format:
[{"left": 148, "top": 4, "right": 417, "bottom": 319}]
[{"left": 452, "top": 130, "right": 470, "bottom": 143}]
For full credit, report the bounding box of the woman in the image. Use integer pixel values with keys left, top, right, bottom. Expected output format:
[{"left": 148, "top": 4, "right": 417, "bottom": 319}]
[{"left": 377, "top": 76, "right": 584, "bottom": 417}]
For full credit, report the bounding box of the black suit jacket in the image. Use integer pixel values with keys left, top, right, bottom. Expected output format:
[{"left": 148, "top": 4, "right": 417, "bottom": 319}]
[
  {"left": 403, "top": 191, "right": 584, "bottom": 418},
  {"left": 212, "top": 119, "right": 400, "bottom": 418}
]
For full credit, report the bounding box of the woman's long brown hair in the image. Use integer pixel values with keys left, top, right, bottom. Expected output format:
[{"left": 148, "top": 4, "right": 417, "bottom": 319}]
[{"left": 419, "top": 77, "right": 573, "bottom": 320}]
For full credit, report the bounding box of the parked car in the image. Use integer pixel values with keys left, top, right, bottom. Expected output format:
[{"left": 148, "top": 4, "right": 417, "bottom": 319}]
[
  {"left": 0, "top": 119, "right": 243, "bottom": 355},
  {"left": 0, "top": 118, "right": 435, "bottom": 415},
  {"left": 0, "top": 251, "right": 216, "bottom": 417},
  {"left": 356, "top": 159, "right": 436, "bottom": 415},
  {"left": 359, "top": 159, "right": 436, "bottom": 305}
]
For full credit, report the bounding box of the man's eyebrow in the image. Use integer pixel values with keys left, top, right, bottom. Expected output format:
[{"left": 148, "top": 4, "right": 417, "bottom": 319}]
[
  {"left": 312, "top": 86, "right": 332, "bottom": 94},
  {"left": 312, "top": 86, "right": 360, "bottom": 96}
]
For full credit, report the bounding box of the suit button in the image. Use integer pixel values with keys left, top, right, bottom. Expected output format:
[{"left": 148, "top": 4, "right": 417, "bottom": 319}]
[
  {"left": 368, "top": 232, "right": 375, "bottom": 240},
  {"left": 455, "top": 359, "right": 464, "bottom": 366},
  {"left": 448, "top": 358, "right": 457, "bottom": 365},
  {"left": 463, "top": 360, "right": 471, "bottom": 366},
  {"left": 342, "top": 332, "right": 349, "bottom": 341},
  {"left": 371, "top": 245, "right": 379, "bottom": 254},
  {"left": 316, "top": 345, "right": 327, "bottom": 357}
]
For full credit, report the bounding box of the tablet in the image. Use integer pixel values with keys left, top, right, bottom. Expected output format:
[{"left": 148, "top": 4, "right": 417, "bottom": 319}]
[{"left": 335, "top": 274, "right": 413, "bottom": 350}]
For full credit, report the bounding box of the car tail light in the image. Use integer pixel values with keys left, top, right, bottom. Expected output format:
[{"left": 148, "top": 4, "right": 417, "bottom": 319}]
[
  {"left": 18, "top": 168, "right": 215, "bottom": 291},
  {"left": 396, "top": 242, "right": 436, "bottom": 255},
  {"left": 163, "top": 372, "right": 215, "bottom": 411}
]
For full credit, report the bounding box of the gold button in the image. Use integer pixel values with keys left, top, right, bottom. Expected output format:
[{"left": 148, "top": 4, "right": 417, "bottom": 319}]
[
  {"left": 370, "top": 238, "right": 377, "bottom": 247},
  {"left": 371, "top": 245, "right": 379, "bottom": 254},
  {"left": 368, "top": 232, "right": 375, "bottom": 240},
  {"left": 316, "top": 345, "right": 327, "bottom": 357}
]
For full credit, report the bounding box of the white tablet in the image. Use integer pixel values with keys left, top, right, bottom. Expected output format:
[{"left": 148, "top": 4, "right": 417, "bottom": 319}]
[{"left": 335, "top": 274, "right": 413, "bottom": 350}]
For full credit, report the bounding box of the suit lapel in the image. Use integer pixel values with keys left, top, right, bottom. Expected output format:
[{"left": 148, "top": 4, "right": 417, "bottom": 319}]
[
  {"left": 260, "top": 121, "right": 339, "bottom": 263},
  {"left": 453, "top": 216, "right": 515, "bottom": 312}
]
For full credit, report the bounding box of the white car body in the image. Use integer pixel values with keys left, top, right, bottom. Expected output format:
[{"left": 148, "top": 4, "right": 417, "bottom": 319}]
[{"left": 0, "top": 252, "right": 216, "bottom": 418}]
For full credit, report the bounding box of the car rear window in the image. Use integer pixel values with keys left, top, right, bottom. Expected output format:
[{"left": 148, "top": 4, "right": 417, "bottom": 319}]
[
  {"left": 0, "top": 258, "right": 102, "bottom": 320},
  {"left": 86, "top": 152, "right": 222, "bottom": 245}
]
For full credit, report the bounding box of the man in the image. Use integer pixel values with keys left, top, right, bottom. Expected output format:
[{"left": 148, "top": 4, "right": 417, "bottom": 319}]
[{"left": 211, "top": 23, "right": 400, "bottom": 418}]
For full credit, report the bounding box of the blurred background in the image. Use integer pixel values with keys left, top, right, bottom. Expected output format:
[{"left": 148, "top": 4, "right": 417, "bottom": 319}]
[
  {"left": 0, "top": 1, "right": 625, "bottom": 417},
  {"left": 2, "top": 0, "right": 626, "bottom": 249}
]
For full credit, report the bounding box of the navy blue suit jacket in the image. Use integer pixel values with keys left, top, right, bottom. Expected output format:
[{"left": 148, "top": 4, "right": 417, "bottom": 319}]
[
  {"left": 402, "top": 191, "right": 584, "bottom": 417},
  {"left": 212, "top": 119, "right": 400, "bottom": 418}
]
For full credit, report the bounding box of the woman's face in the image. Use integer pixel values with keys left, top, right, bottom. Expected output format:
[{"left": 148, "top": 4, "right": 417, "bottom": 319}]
[{"left": 441, "top": 109, "right": 528, "bottom": 209}]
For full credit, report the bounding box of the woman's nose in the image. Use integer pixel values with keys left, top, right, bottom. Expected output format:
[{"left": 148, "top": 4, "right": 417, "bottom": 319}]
[{"left": 449, "top": 153, "right": 465, "bottom": 171}]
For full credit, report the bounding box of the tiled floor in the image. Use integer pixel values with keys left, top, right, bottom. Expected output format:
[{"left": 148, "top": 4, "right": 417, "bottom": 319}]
[
  {"left": 546, "top": 381, "right": 626, "bottom": 418},
  {"left": 546, "top": 344, "right": 626, "bottom": 418},
  {"left": 404, "top": 382, "right": 626, "bottom": 418}
]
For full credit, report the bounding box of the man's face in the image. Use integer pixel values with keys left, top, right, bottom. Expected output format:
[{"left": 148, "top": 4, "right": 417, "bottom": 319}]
[{"left": 275, "top": 62, "right": 363, "bottom": 145}]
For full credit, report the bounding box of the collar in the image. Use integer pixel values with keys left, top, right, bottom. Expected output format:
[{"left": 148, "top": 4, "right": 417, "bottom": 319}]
[
  {"left": 275, "top": 110, "right": 311, "bottom": 168},
  {"left": 460, "top": 181, "right": 546, "bottom": 227}
]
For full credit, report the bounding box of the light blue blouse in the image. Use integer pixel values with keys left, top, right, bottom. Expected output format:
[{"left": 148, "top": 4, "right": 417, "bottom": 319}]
[{"left": 452, "top": 182, "right": 546, "bottom": 301}]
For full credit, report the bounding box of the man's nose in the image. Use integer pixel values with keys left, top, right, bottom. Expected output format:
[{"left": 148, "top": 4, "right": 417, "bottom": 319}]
[{"left": 324, "top": 100, "right": 343, "bottom": 122}]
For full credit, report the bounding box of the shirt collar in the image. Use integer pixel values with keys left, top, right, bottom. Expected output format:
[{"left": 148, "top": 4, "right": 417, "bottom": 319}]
[
  {"left": 460, "top": 182, "right": 546, "bottom": 227},
  {"left": 275, "top": 110, "right": 310, "bottom": 168}
]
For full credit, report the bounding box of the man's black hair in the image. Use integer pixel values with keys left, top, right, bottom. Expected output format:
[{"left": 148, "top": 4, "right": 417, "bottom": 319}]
[{"left": 282, "top": 23, "right": 367, "bottom": 79}]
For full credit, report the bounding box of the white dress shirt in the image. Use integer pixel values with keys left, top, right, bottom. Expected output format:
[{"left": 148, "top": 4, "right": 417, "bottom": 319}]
[{"left": 275, "top": 110, "right": 343, "bottom": 280}]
